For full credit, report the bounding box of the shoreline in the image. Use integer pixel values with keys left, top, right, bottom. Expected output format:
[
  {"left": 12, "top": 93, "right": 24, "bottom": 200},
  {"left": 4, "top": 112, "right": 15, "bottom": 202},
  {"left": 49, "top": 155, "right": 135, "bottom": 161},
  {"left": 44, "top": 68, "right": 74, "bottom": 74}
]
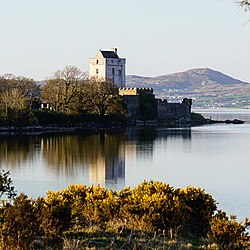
[{"left": 0, "top": 118, "right": 245, "bottom": 136}]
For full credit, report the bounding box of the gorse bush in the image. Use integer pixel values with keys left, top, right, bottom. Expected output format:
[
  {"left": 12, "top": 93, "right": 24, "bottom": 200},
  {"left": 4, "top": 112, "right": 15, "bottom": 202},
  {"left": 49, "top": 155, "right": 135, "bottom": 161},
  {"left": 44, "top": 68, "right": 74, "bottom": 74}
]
[
  {"left": 0, "top": 194, "right": 40, "bottom": 249},
  {"left": 116, "top": 181, "right": 188, "bottom": 237},
  {"left": 40, "top": 191, "right": 72, "bottom": 238},
  {"left": 178, "top": 186, "right": 217, "bottom": 238},
  {"left": 0, "top": 180, "right": 249, "bottom": 249},
  {"left": 210, "top": 211, "right": 250, "bottom": 249}
]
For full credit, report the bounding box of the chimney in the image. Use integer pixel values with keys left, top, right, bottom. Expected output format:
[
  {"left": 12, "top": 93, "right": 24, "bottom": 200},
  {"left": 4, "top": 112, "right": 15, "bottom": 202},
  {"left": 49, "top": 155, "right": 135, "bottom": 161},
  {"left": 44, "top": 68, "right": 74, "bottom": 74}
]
[{"left": 112, "top": 48, "right": 117, "bottom": 54}]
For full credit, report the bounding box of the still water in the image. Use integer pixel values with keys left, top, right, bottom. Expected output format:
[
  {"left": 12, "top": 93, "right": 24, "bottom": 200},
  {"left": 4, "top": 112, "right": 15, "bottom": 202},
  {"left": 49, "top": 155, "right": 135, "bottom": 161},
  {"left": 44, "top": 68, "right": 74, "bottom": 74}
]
[{"left": 0, "top": 109, "right": 250, "bottom": 221}]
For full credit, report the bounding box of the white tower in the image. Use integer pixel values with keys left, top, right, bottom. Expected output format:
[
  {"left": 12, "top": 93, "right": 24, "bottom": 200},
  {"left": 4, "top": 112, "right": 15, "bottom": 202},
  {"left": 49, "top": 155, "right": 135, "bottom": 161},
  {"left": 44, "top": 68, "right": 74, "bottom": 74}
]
[{"left": 89, "top": 48, "right": 126, "bottom": 88}]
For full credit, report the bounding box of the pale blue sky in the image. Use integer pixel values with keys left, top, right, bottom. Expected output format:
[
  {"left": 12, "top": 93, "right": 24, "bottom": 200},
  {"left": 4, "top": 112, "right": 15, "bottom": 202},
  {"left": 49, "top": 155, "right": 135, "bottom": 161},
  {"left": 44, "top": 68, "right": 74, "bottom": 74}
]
[{"left": 0, "top": 0, "right": 249, "bottom": 81}]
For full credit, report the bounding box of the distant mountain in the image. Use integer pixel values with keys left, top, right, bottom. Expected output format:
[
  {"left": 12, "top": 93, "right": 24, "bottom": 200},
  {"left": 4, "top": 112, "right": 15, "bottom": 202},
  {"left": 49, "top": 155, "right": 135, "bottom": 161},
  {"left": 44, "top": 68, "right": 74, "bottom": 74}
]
[
  {"left": 126, "top": 68, "right": 250, "bottom": 108},
  {"left": 126, "top": 68, "right": 248, "bottom": 90}
]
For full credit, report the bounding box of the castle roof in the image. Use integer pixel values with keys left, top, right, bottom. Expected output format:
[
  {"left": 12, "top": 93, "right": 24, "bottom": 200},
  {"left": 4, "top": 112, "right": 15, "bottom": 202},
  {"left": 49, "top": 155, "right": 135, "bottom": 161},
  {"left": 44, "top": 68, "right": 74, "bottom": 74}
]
[{"left": 100, "top": 50, "right": 119, "bottom": 59}]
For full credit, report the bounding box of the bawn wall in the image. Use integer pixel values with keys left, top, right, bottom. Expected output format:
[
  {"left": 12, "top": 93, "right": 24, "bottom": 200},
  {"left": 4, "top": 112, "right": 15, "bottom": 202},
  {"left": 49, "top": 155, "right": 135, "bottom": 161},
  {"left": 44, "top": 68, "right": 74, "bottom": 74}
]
[
  {"left": 119, "top": 87, "right": 192, "bottom": 121},
  {"left": 157, "top": 98, "right": 192, "bottom": 121}
]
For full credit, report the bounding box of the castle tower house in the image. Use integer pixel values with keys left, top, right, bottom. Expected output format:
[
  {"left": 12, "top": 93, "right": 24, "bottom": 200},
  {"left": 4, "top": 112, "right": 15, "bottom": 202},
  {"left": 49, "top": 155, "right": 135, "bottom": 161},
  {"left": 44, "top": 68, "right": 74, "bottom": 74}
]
[{"left": 89, "top": 48, "right": 126, "bottom": 88}]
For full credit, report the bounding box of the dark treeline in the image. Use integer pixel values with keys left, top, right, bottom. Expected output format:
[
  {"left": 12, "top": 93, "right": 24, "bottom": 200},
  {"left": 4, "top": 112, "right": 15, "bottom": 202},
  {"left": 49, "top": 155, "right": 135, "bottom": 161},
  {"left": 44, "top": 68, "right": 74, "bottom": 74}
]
[{"left": 0, "top": 66, "right": 127, "bottom": 128}]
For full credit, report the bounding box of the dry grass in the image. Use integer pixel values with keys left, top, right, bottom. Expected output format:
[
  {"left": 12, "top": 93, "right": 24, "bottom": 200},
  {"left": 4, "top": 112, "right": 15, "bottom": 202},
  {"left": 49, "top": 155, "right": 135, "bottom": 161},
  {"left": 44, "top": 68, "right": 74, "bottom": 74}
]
[{"left": 61, "top": 230, "right": 219, "bottom": 250}]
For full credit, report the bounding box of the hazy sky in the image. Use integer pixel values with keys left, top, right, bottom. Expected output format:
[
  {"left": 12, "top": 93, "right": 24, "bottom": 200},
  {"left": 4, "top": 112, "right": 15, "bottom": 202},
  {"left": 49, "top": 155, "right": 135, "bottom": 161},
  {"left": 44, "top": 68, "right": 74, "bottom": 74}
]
[{"left": 0, "top": 0, "right": 249, "bottom": 81}]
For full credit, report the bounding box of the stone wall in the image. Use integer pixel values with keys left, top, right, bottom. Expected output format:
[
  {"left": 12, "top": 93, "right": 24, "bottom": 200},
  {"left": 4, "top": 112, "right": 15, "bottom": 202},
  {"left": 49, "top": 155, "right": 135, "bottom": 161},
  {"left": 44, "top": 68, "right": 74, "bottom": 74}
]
[
  {"left": 119, "top": 88, "right": 155, "bottom": 117},
  {"left": 119, "top": 87, "right": 153, "bottom": 96},
  {"left": 121, "top": 95, "right": 140, "bottom": 116},
  {"left": 119, "top": 87, "right": 192, "bottom": 121},
  {"left": 157, "top": 98, "right": 192, "bottom": 121}
]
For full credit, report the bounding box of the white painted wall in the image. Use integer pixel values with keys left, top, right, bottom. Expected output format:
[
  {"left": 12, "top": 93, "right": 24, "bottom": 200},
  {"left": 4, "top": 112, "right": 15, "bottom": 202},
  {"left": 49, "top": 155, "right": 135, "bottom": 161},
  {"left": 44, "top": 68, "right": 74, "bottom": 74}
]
[{"left": 89, "top": 49, "right": 126, "bottom": 88}]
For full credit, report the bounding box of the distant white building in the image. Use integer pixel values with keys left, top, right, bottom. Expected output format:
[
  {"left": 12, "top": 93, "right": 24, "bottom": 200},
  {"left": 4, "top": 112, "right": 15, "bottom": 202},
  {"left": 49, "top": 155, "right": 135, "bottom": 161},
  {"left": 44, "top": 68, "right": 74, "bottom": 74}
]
[{"left": 89, "top": 48, "right": 126, "bottom": 88}]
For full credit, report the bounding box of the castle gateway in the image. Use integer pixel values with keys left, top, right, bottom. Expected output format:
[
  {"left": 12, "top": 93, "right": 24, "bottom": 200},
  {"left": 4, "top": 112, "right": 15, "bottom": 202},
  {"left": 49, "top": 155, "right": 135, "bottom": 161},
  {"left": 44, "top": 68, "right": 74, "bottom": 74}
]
[{"left": 89, "top": 48, "right": 126, "bottom": 88}]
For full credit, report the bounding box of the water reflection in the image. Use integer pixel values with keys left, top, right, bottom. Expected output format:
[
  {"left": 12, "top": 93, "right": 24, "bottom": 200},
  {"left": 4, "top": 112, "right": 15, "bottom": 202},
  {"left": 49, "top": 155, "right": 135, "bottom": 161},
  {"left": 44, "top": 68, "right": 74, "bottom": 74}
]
[
  {"left": 127, "top": 128, "right": 191, "bottom": 159},
  {"left": 40, "top": 132, "right": 126, "bottom": 186},
  {"left": 1, "top": 112, "right": 250, "bottom": 222},
  {"left": 0, "top": 129, "right": 192, "bottom": 195},
  {"left": 0, "top": 136, "right": 39, "bottom": 167}
]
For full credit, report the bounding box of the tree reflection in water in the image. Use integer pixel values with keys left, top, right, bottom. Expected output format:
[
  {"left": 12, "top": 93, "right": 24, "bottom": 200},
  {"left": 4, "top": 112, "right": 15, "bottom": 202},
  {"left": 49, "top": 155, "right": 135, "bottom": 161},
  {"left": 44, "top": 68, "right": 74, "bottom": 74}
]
[
  {"left": 0, "top": 129, "right": 191, "bottom": 190},
  {"left": 41, "top": 132, "right": 126, "bottom": 186},
  {"left": 0, "top": 136, "right": 39, "bottom": 168}
]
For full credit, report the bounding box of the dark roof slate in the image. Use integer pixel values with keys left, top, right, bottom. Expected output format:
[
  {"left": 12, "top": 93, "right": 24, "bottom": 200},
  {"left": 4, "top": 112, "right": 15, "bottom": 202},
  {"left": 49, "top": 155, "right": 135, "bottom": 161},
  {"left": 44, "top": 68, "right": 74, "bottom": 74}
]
[{"left": 100, "top": 50, "right": 119, "bottom": 59}]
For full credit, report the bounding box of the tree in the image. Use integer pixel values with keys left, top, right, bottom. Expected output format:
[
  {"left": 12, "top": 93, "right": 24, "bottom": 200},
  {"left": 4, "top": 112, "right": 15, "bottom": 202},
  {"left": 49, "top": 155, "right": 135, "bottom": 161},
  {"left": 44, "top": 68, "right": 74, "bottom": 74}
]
[
  {"left": 237, "top": 0, "right": 250, "bottom": 10},
  {"left": 81, "top": 79, "right": 127, "bottom": 116},
  {"left": 41, "top": 66, "right": 86, "bottom": 114},
  {"left": 0, "top": 170, "right": 16, "bottom": 200},
  {"left": 0, "top": 74, "right": 38, "bottom": 123},
  {"left": 1, "top": 88, "right": 27, "bottom": 115},
  {"left": 0, "top": 74, "right": 38, "bottom": 103}
]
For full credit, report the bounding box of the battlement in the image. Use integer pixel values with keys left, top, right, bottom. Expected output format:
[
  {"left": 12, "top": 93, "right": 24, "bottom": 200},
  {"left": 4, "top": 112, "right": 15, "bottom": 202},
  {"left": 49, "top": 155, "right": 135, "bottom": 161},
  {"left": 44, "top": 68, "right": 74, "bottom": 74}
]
[
  {"left": 119, "top": 87, "right": 192, "bottom": 122},
  {"left": 119, "top": 87, "right": 154, "bottom": 96},
  {"left": 157, "top": 98, "right": 192, "bottom": 121}
]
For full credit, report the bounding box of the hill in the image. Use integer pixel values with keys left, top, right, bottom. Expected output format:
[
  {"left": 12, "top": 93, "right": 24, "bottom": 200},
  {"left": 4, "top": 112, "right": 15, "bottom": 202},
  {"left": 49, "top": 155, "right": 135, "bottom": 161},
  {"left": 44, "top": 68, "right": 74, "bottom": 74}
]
[{"left": 126, "top": 68, "right": 250, "bottom": 108}]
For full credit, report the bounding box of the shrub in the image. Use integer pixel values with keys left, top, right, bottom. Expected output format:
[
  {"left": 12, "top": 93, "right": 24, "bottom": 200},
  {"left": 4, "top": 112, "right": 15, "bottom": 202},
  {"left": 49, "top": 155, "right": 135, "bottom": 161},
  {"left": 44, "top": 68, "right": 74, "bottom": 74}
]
[
  {"left": 81, "top": 186, "right": 117, "bottom": 230},
  {"left": 0, "top": 170, "right": 16, "bottom": 200},
  {"left": 210, "top": 211, "right": 250, "bottom": 249},
  {"left": 39, "top": 190, "right": 72, "bottom": 239},
  {"left": 177, "top": 186, "right": 217, "bottom": 238},
  {"left": 0, "top": 194, "right": 40, "bottom": 249},
  {"left": 116, "top": 181, "right": 188, "bottom": 238},
  {"left": 0, "top": 181, "right": 248, "bottom": 249}
]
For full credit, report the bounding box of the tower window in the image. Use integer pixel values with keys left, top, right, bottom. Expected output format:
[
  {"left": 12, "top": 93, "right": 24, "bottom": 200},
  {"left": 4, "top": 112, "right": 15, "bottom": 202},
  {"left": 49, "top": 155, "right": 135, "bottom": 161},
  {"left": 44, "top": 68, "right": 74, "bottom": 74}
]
[
  {"left": 96, "top": 69, "right": 99, "bottom": 74},
  {"left": 112, "top": 68, "right": 115, "bottom": 75},
  {"left": 96, "top": 60, "right": 99, "bottom": 64},
  {"left": 118, "top": 69, "right": 121, "bottom": 75}
]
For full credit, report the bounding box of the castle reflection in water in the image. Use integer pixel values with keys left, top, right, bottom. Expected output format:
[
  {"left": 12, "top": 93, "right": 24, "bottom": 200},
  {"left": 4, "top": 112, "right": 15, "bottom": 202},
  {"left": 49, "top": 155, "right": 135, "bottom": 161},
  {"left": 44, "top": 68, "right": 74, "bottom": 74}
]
[
  {"left": 39, "top": 132, "right": 127, "bottom": 188},
  {"left": 0, "top": 129, "right": 191, "bottom": 190}
]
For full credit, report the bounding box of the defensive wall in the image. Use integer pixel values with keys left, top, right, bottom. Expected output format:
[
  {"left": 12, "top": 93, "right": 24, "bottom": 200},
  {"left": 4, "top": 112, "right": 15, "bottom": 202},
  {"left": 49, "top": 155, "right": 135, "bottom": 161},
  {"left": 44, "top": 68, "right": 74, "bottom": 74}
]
[
  {"left": 157, "top": 98, "right": 192, "bottom": 121},
  {"left": 119, "top": 88, "right": 155, "bottom": 117},
  {"left": 118, "top": 87, "right": 192, "bottom": 121}
]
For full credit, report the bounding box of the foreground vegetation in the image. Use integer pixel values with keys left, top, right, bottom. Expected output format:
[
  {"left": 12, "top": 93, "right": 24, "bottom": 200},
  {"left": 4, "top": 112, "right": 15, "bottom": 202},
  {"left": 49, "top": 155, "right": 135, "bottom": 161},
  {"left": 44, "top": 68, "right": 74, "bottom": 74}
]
[{"left": 0, "top": 172, "right": 249, "bottom": 249}]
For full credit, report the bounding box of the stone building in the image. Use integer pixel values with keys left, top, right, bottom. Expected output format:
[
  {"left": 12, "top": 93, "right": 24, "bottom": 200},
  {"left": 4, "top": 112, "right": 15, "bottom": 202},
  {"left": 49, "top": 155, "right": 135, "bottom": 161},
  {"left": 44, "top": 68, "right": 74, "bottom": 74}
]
[
  {"left": 157, "top": 98, "right": 192, "bottom": 121},
  {"left": 89, "top": 48, "right": 126, "bottom": 88},
  {"left": 89, "top": 48, "right": 192, "bottom": 122},
  {"left": 119, "top": 87, "right": 192, "bottom": 122},
  {"left": 119, "top": 88, "right": 155, "bottom": 117}
]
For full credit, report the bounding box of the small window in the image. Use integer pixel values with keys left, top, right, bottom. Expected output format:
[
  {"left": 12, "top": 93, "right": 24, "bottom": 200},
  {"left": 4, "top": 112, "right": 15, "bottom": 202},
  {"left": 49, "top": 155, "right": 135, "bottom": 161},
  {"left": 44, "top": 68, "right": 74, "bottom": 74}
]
[
  {"left": 96, "top": 60, "right": 99, "bottom": 64},
  {"left": 96, "top": 69, "right": 99, "bottom": 74},
  {"left": 112, "top": 68, "right": 115, "bottom": 75},
  {"left": 118, "top": 69, "right": 122, "bottom": 75}
]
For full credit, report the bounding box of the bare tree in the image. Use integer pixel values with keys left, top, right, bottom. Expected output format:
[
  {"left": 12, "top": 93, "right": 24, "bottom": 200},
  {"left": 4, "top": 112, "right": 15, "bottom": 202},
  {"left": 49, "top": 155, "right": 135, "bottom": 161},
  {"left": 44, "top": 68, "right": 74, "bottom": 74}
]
[
  {"left": 0, "top": 75, "right": 38, "bottom": 118},
  {"left": 237, "top": 0, "right": 250, "bottom": 10},
  {"left": 0, "top": 74, "right": 37, "bottom": 97},
  {"left": 81, "top": 79, "right": 127, "bottom": 116},
  {"left": 1, "top": 88, "right": 27, "bottom": 115},
  {"left": 41, "top": 66, "right": 86, "bottom": 114}
]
